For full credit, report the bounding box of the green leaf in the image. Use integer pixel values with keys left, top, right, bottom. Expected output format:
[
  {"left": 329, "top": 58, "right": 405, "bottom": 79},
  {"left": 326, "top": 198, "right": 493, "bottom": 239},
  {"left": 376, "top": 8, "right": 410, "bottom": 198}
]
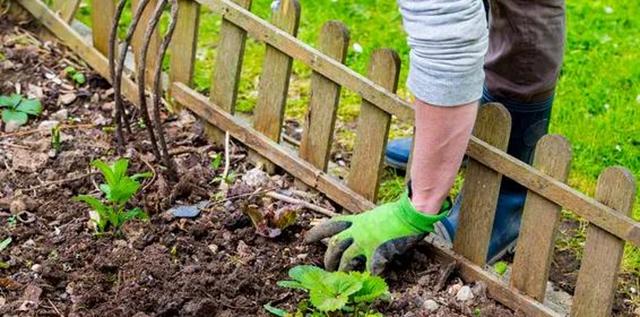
[
  {"left": 0, "top": 261, "right": 9, "bottom": 269},
  {"left": 92, "top": 160, "right": 116, "bottom": 186},
  {"left": 64, "top": 66, "right": 77, "bottom": 75},
  {"left": 106, "top": 177, "right": 140, "bottom": 204},
  {"left": 16, "top": 98, "right": 42, "bottom": 115},
  {"left": 263, "top": 303, "right": 289, "bottom": 317},
  {"left": 131, "top": 172, "right": 152, "bottom": 181},
  {"left": 210, "top": 153, "right": 222, "bottom": 170},
  {"left": 494, "top": 261, "right": 508, "bottom": 277},
  {"left": 287, "top": 265, "right": 329, "bottom": 289},
  {"left": 0, "top": 94, "right": 23, "bottom": 108},
  {"left": 74, "top": 195, "right": 110, "bottom": 215},
  {"left": 120, "top": 208, "right": 148, "bottom": 223},
  {"left": 112, "top": 159, "right": 130, "bottom": 183},
  {"left": 277, "top": 280, "right": 307, "bottom": 290},
  {"left": 0, "top": 237, "right": 12, "bottom": 252},
  {"left": 349, "top": 272, "right": 389, "bottom": 303},
  {"left": 309, "top": 272, "right": 362, "bottom": 312},
  {"left": 2, "top": 109, "right": 28, "bottom": 125},
  {"left": 72, "top": 72, "right": 86, "bottom": 85}
]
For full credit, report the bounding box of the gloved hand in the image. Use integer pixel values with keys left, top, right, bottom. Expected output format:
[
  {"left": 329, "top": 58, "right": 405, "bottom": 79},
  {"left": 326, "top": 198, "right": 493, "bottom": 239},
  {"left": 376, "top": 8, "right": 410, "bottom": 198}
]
[{"left": 305, "top": 192, "right": 450, "bottom": 275}]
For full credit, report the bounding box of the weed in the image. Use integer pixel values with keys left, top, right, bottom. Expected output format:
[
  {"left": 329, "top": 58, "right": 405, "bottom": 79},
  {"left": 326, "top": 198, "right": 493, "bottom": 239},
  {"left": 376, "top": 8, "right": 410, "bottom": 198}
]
[
  {"left": 494, "top": 261, "right": 508, "bottom": 277},
  {"left": 210, "top": 153, "right": 223, "bottom": 170},
  {"left": 51, "top": 124, "right": 62, "bottom": 153},
  {"left": 74, "top": 159, "right": 151, "bottom": 233},
  {"left": 0, "top": 237, "right": 12, "bottom": 269},
  {"left": 63, "top": 66, "right": 86, "bottom": 85},
  {"left": 266, "top": 265, "right": 389, "bottom": 316},
  {"left": 0, "top": 93, "right": 42, "bottom": 127}
]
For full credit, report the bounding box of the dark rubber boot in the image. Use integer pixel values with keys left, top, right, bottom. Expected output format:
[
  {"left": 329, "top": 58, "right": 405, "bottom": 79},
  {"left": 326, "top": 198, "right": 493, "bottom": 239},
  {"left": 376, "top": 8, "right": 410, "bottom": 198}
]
[{"left": 436, "top": 88, "right": 554, "bottom": 263}]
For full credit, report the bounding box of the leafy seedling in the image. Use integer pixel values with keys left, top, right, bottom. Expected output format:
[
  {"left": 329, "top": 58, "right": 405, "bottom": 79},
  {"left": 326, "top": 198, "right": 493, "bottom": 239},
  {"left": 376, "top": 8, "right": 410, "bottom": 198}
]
[
  {"left": 63, "top": 66, "right": 86, "bottom": 85},
  {"left": 74, "top": 159, "right": 151, "bottom": 233},
  {"left": 210, "top": 153, "right": 222, "bottom": 170},
  {"left": 267, "top": 265, "right": 389, "bottom": 316},
  {"left": 244, "top": 203, "right": 298, "bottom": 238},
  {"left": 0, "top": 237, "right": 12, "bottom": 269},
  {"left": 494, "top": 261, "right": 508, "bottom": 277},
  {"left": 0, "top": 93, "right": 42, "bottom": 127},
  {"left": 51, "top": 124, "right": 62, "bottom": 153}
]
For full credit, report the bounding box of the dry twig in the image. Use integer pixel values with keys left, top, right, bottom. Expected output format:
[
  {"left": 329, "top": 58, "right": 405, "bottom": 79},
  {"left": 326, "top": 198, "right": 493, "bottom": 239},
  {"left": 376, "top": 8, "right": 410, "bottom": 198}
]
[{"left": 266, "top": 191, "right": 337, "bottom": 217}]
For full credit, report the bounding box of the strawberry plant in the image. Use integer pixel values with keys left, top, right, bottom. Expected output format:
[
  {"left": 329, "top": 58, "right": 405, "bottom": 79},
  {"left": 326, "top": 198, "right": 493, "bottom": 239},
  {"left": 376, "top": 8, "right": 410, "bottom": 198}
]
[
  {"left": 265, "top": 265, "right": 389, "bottom": 316},
  {"left": 75, "top": 159, "right": 151, "bottom": 233},
  {"left": 0, "top": 93, "right": 42, "bottom": 127}
]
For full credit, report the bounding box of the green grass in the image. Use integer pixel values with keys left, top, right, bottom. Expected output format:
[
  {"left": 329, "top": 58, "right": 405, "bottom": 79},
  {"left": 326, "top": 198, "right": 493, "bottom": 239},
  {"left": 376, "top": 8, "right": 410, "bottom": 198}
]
[{"left": 74, "top": 0, "right": 639, "bottom": 285}]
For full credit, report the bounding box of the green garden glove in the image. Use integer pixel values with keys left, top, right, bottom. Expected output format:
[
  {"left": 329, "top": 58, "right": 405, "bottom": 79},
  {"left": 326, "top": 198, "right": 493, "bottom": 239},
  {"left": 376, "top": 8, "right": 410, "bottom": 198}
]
[{"left": 305, "top": 192, "right": 450, "bottom": 275}]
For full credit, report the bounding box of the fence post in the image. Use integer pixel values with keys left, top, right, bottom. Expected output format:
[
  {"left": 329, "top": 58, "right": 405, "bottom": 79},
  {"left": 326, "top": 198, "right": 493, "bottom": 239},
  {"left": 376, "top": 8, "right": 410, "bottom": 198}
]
[
  {"left": 51, "top": 0, "right": 80, "bottom": 23},
  {"left": 571, "top": 167, "right": 637, "bottom": 317},
  {"left": 510, "top": 134, "right": 572, "bottom": 301},
  {"left": 91, "top": 0, "right": 116, "bottom": 56},
  {"left": 347, "top": 49, "right": 400, "bottom": 202},
  {"left": 453, "top": 103, "right": 511, "bottom": 266},
  {"left": 169, "top": 0, "right": 200, "bottom": 112},
  {"left": 298, "top": 20, "right": 349, "bottom": 171},
  {"left": 131, "top": 0, "right": 161, "bottom": 89},
  {"left": 208, "top": 0, "right": 252, "bottom": 146},
  {"left": 252, "top": 0, "right": 301, "bottom": 169}
]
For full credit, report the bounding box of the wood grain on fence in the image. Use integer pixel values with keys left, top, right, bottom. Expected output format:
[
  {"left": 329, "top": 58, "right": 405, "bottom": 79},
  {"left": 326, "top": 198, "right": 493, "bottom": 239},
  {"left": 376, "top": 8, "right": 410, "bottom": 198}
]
[
  {"left": 347, "top": 49, "right": 400, "bottom": 201},
  {"left": 194, "top": 0, "right": 640, "bottom": 247},
  {"left": 208, "top": 0, "right": 252, "bottom": 146},
  {"left": 453, "top": 103, "right": 512, "bottom": 266},
  {"left": 51, "top": 0, "right": 80, "bottom": 23},
  {"left": 90, "top": 0, "right": 115, "bottom": 55},
  {"left": 169, "top": 0, "right": 200, "bottom": 112},
  {"left": 253, "top": 0, "right": 300, "bottom": 141},
  {"left": 571, "top": 167, "right": 637, "bottom": 317},
  {"left": 298, "top": 21, "right": 349, "bottom": 171},
  {"left": 132, "top": 0, "right": 161, "bottom": 88},
  {"left": 510, "top": 135, "right": 572, "bottom": 301}
]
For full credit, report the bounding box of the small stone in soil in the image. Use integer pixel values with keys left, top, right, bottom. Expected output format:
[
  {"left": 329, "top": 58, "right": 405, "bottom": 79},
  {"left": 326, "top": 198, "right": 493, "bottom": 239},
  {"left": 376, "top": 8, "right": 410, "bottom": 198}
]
[
  {"left": 456, "top": 285, "right": 475, "bottom": 302},
  {"left": 423, "top": 299, "right": 440, "bottom": 312},
  {"left": 169, "top": 201, "right": 208, "bottom": 218},
  {"left": 37, "top": 120, "right": 60, "bottom": 133},
  {"left": 51, "top": 109, "right": 69, "bottom": 121},
  {"left": 11, "top": 149, "right": 49, "bottom": 173},
  {"left": 59, "top": 93, "right": 77, "bottom": 105}
]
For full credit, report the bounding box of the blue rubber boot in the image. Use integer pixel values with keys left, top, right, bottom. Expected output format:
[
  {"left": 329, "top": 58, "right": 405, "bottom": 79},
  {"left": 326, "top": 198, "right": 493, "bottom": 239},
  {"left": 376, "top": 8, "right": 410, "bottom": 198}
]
[{"left": 436, "top": 88, "right": 554, "bottom": 262}]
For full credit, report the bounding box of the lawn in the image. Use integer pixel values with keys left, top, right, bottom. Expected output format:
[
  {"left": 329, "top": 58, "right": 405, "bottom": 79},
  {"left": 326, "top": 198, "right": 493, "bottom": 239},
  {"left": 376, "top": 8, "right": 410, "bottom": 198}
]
[{"left": 75, "top": 0, "right": 639, "bottom": 286}]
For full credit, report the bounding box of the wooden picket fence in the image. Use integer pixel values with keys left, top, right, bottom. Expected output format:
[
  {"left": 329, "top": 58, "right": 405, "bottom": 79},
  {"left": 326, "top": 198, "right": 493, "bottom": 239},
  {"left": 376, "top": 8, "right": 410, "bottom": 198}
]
[{"left": 11, "top": 0, "right": 639, "bottom": 316}]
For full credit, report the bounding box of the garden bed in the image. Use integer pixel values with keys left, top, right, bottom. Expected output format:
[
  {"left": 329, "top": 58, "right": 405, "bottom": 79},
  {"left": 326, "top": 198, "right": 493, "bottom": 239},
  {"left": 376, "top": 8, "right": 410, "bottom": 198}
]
[{"left": 0, "top": 11, "right": 637, "bottom": 317}]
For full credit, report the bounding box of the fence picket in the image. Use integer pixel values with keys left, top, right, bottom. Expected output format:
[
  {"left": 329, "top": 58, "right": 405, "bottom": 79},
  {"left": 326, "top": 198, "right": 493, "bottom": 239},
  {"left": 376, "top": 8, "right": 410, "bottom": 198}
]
[
  {"left": 299, "top": 21, "right": 349, "bottom": 171},
  {"left": 510, "top": 134, "right": 572, "bottom": 301},
  {"left": 571, "top": 167, "right": 637, "bottom": 317},
  {"left": 51, "top": 0, "right": 80, "bottom": 23},
  {"left": 251, "top": 0, "right": 300, "bottom": 170},
  {"left": 208, "top": 0, "right": 252, "bottom": 146},
  {"left": 169, "top": 0, "right": 200, "bottom": 112},
  {"left": 453, "top": 103, "right": 512, "bottom": 266},
  {"left": 253, "top": 0, "right": 301, "bottom": 141},
  {"left": 131, "top": 0, "right": 161, "bottom": 88},
  {"left": 90, "top": 0, "right": 115, "bottom": 55},
  {"left": 347, "top": 49, "right": 400, "bottom": 202}
]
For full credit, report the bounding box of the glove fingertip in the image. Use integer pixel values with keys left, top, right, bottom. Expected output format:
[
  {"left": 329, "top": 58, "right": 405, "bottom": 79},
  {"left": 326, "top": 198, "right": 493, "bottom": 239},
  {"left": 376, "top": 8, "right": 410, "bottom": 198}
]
[{"left": 304, "top": 220, "right": 350, "bottom": 244}]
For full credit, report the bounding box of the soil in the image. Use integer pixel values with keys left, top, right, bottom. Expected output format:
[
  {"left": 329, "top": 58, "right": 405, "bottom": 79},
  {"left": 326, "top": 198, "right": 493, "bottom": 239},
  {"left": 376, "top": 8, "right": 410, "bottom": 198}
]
[{"left": 0, "top": 10, "right": 635, "bottom": 317}]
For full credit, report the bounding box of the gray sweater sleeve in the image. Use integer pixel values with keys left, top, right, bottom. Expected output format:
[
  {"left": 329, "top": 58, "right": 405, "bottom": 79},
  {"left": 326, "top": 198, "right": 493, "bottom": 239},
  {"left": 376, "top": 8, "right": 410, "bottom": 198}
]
[{"left": 399, "top": 0, "right": 489, "bottom": 106}]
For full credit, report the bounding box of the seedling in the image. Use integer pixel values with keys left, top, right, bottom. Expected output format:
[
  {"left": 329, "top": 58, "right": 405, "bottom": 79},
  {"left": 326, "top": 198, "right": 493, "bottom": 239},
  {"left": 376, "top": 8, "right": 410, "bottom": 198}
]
[
  {"left": 74, "top": 159, "right": 151, "bottom": 233},
  {"left": 63, "top": 66, "right": 86, "bottom": 85},
  {"left": 494, "top": 261, "right": 508, "bottom": 277},
  {"left": 0, "top": 93, "right": 42, "bottom": 127},
  {"left": 266, "top": 265, "right": 389, "bottom": 316},
  {"left": 0, "top": 237, "right": 12, "bottom": 269},
  {"left": 51, "top": 124, "right": 62, "bottom": 153},
  {"left": 210, "top": 153, "right": 222, "bottom": 170}
]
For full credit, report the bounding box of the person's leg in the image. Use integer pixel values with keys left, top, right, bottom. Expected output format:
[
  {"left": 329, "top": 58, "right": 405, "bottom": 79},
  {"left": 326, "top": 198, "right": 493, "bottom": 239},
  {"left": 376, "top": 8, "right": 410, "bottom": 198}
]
[{"left": 436, "top": 0, "right": 566, "bottom": 262}]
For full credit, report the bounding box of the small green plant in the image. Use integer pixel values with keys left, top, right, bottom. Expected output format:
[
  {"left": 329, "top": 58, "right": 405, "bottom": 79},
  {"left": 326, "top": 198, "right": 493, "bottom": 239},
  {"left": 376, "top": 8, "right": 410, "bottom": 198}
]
[
  {"left": 266, "top": 265, "right": 389, "bottom": 316},
  {"left": 0, "top": 93, "right": 42, "bottom": 126},
  {"left": 74, "top": 159, "right": 151, "bottom": 233},
  {"left": 63, "top": 66, "right": 86, "bottom": 85},
  {"left": 494, "top": 261, "right": 508, "bottom": 277},
  {"left": 210, "top": 153, "right": 222, "bottom": 170},
  {"left": 51, "top": 124, "right": 62, "bottom": 153},
  {"left": 0, "top": 237, "right": 12, "bottom": 269}
]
